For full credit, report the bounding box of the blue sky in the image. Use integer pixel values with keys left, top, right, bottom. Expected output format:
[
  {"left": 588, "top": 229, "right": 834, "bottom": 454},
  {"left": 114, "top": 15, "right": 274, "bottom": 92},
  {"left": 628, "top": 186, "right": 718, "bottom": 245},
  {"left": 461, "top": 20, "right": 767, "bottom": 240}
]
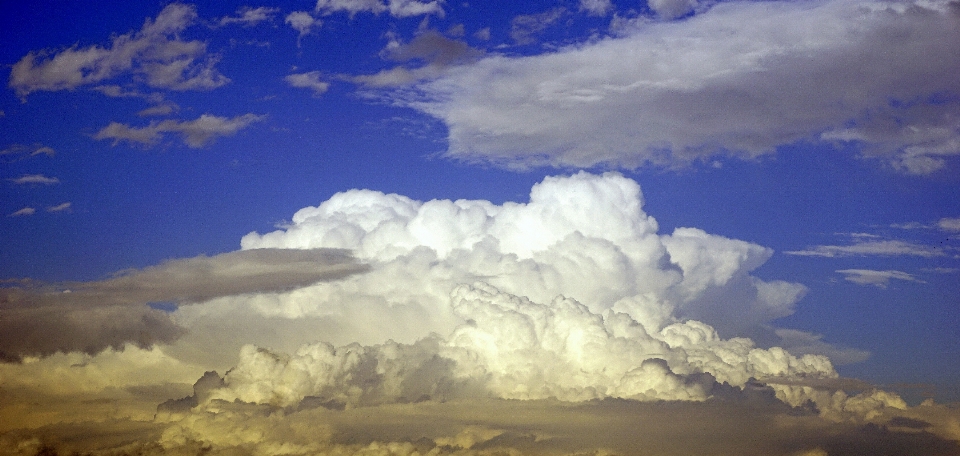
[{"left": 1, "top": 0, "right": 960, "bottom": 453}]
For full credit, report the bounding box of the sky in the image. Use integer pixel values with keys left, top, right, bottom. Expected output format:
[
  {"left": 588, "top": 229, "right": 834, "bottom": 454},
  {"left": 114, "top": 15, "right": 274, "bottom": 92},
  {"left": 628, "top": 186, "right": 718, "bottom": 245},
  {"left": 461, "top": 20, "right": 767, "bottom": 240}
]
[{"left": 1, "top": 0, "right": 959, "bottom": 454}]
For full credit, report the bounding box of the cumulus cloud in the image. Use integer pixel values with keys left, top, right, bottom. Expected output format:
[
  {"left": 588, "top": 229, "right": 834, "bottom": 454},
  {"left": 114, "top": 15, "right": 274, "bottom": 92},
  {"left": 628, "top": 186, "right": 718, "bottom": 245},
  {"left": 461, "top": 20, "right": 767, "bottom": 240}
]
[
  {"left": 218, "top": 6, "right": 279, "bottom": 27},
  {"left": 649, "top": 0, "right": 700, "bottom": 19},
  {"left": 387, "top": 0, "right": 960, "bottom": 171},
  {"left": 285, "top": 71, "right": 330, "bottom": 96},
  {"left": 8, "top": 4, "right": 229, "bottom": 98},
  {"left": 0, "top": 248, "right": 367, "bottom": 361},
  {"left": 837, "top": 269, "right": 926, "bottom": 288},
  {"left": 786, "top": 239, "right": 945, "bottom": 258},
  {"left": 8, "top": 174, "right": 59, "bottom": 185},
  {"left": 285, "top": 11, "right": 321, "bottom": 41},
  {"left": 95, "top": 113, "right": 264, "bottom": 148}
]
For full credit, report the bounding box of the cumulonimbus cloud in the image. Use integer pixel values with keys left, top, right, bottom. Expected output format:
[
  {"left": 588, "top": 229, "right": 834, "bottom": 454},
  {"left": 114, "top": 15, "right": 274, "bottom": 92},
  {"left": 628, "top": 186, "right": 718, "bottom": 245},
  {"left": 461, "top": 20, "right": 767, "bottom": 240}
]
[{"left": 388, "top": 0, "right": 960, "bottom": 173}]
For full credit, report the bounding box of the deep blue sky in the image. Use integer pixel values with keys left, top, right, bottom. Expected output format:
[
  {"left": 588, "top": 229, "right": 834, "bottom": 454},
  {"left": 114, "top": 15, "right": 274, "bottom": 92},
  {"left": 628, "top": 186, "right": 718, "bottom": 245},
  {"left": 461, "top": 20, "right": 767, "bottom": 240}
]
[{"left": 1, "top": 0, "right": 959, "bottom": 403}]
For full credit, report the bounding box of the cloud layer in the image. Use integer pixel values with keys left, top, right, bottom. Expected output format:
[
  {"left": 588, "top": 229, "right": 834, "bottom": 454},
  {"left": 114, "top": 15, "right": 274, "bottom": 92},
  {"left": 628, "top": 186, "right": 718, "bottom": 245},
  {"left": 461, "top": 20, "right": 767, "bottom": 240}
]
[{"left": 390, "top": 0, "right": 960, "bottom": 172}]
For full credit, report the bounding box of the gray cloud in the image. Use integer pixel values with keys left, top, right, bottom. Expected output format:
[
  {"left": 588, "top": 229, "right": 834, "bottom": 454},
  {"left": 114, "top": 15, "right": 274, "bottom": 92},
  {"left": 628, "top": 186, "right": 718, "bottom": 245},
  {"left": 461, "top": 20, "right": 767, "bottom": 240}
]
[
  {"left": 95, "top": 113, "right": 264, "bottom": 148},
  {"left": 390, "top": 0, "right": 960, "bottom": 172},
  {"left": 218, "top": 6, "right": 279, "bottom": 27},
  {"left": 837, "top": 269, "right": 927, "bottom": 288},
  {"left": 0, "top": 248, "right": 368, "bottom": 361},
  {"left": 9, "top": 4, "right": 229, "bottom": 98},
  {"left": 8, "top": 174, "right": 59, "bottom": 185},
  {"left": 786, "top": 239, "right": 945, "bottom": 258}
]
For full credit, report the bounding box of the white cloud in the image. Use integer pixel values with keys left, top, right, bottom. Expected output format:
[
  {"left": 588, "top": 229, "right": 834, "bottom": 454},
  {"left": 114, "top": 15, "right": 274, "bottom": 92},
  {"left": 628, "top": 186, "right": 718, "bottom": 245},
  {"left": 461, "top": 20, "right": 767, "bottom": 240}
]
[
  {"left": 9, "top": 4, "right": 229, "bottom": 97},
  {"left": 9, "top": 174, "right": 59, "bottom": 185},
  {"left": 46, "top": 202, "right": 71, "bottom": 213},
  {"left": 137, "top": 101, "right": 179, "bottom": 117},
  {"left": 837, "top": 269, "right": 926, "bottom": 288},
  {"left": 314, "top": 0, "right": 444, "bottom": 17},
  {"left": 580, "top": 0, "right": 612, "bottom": 16},
  {"left": 8, "top": 207, "right": 36, "bottom": 217},
  {"left": 785, "top": 239, "right": 944, "bottom": 258},
  {"left": 510, "top": 8, "right": 566, "bottom": 45},
  {"left": 218, "top": 6, "right": 279, "bottom": 27},
  {"left": 649, "top": 0, "right": 700, "bottom": 19},
  {"left": 95, "top": 113, "right": 264, "bottom": 148},
  {"left": 285, "top": 71, "right": 330, "bottom": 96},
  {"left": 285, "top": 11, "right": 321, "bottom": 40},
  {"left": 938, "top": 217, "right": 960, "bottom": 233},
  {"left": 389, "top": 0, "right": 960, "bottom": 171}
]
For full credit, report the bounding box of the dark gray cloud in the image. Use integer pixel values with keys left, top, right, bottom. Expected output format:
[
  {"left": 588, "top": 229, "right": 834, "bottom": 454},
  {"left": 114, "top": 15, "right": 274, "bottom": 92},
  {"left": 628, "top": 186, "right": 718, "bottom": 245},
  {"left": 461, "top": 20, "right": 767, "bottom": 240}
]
[{"left": 0, "top": 248, "right": 368, "bottom": 361}]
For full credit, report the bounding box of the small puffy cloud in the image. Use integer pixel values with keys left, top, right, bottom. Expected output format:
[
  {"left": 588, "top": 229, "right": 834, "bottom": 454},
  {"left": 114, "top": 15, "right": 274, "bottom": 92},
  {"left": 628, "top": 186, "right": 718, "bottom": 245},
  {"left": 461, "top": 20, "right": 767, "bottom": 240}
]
[
  {"left": 285, "top": 11, "right": 321, "bottom": 40},
  {"left": 95, "top": 113, "right": 264, "bottom": 148},
  {"left": 510, "top": 7, "right": 566, "bottom": 45},
  {"left": 218, "top": 6, "right": 279, "bottom": 27},
  {"left": 938, "top": 217, "right": 960, "bottom": 233},
  {"left": 8, "top": 174, "right": 59, "bottom": 185},
  {"left": 46, "top": 202, "right": 71, "bottom": 213},
  {"left": 580, "top": 0, "right": 612, "bottom": 16},
  {"left": 0, "top": 248, "right": 368, "bottom": 361},
  {"left": 314, "top": 0, "right": 444, "bottom": 18},
  {"left": 137, "top": 101, "right": 179, "bottom": 117},
  {"left": 837, "top": 269, "right": 926, "bottom": 288},
  {"left": 8, "top": 207, "right": 36, "bottom": 217},
  {"left": 9, "top": 4, "right": 228, "bottom": 98},
  {"left": 786, "top": 240, "right": 944, "bottom": 258},
  {"left": 391, "top": 0, "right": 960, "bottom": 171},
  {"left": 285, "top": 71, "right": 330, "bottom": 96}
]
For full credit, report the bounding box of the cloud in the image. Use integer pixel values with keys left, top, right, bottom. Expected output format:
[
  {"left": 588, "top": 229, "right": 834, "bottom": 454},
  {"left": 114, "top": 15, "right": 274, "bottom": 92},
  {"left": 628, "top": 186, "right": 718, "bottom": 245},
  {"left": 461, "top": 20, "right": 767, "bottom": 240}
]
[
  {"left": 579, "top": 0, "right": 612, "bottom": 16},
  {"left": 8, "top": 207, "right": 36, "bottom": 217},
  {"left": 354, "top": 31, "right": 483, "bottom": 87},
  {"left": 315, "top": 0, "right": 444, "bottom": 18},
  {"left": 0, "top": 144, "right": 55, "bottom": 162},
  {"left": 285, "top": 11, "right": 321, "bottom": 40},
  {"left": 836, "top": 269, "right": 926, "bottom": 288},
  {"left": 510, "top": 7, "right": 566, "bottom": 45},
  {"left": 8, "top": 4, "right": 229, "bottom": 98},
  {"left": 938, "top": 217, "right": 960, "bottom": 233},
  {"left": 137, "top": 101, "right": 179, "bottom": 117},
  {"left": 218, "top": 6, "right": 279, "bottom": 27},
  {"left": 649, "top": 0, "right": 700, "bottom": 19},
  {"left": 8, "top": 174, "right": 59, "bottom": 185},
  {"left": 785, "top": 239, "right": 944, "bottom": 258},
  {"left": 388, "top": 0, "right": 960, "bottom": 171},
  {"left": 46, "top": 202, "right": 71, "bottom": 213},
  {"left": 774, "top": 328, "right": 871, "bottom": 366},
  {"left": 285, "top": 71, "right": 330, "bottom": 96},
  {"left": 94, "top": 113, "right": 264, "bottom": 148},
  {"left": 0, "top": 248, "right": 368, "bottom": 361}
]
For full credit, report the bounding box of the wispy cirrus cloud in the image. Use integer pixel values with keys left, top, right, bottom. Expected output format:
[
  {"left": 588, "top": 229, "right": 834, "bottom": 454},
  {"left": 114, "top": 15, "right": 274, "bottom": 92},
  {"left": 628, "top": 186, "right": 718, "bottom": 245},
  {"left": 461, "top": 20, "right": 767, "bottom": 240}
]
[
  {"left": 785, "top": 239, "right": 945, "bottom": 258},
  {"left": 8, "top": 174, "right": 59, "bottom": 185},
  {"left": 46, "top": 202, "right": 71, "bottom": 213},
  {"left": 8, "top": 4, "right": 228, "bottom": 98},
  {"left": 95, "top": 113, "right": 264, "bottom": 148},
  {"left": 218, "top": 6, "right": 279, "bottom": 27},
  {"left": 8, "top": 207, "right": 36, "bottom": 217},
  {"left": 837, "top": 269, "right": 926, "bottom": 288}
]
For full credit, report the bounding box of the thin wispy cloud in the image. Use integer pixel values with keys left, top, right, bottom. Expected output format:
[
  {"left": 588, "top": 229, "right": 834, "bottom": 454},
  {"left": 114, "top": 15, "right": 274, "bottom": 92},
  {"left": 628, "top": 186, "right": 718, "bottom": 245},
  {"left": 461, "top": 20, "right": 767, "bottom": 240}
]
[
  {"left": 8, "top": 174, "right": 59, "bottom": 185},
  {"left": 786, "top": 239, "right": 945, "bottom": 258},
  {"left": 95, "top": 113, "right": 264, "bottom": 148},
  {"left": 837, "top": 269, "right": 926, "bottom": 288}
]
